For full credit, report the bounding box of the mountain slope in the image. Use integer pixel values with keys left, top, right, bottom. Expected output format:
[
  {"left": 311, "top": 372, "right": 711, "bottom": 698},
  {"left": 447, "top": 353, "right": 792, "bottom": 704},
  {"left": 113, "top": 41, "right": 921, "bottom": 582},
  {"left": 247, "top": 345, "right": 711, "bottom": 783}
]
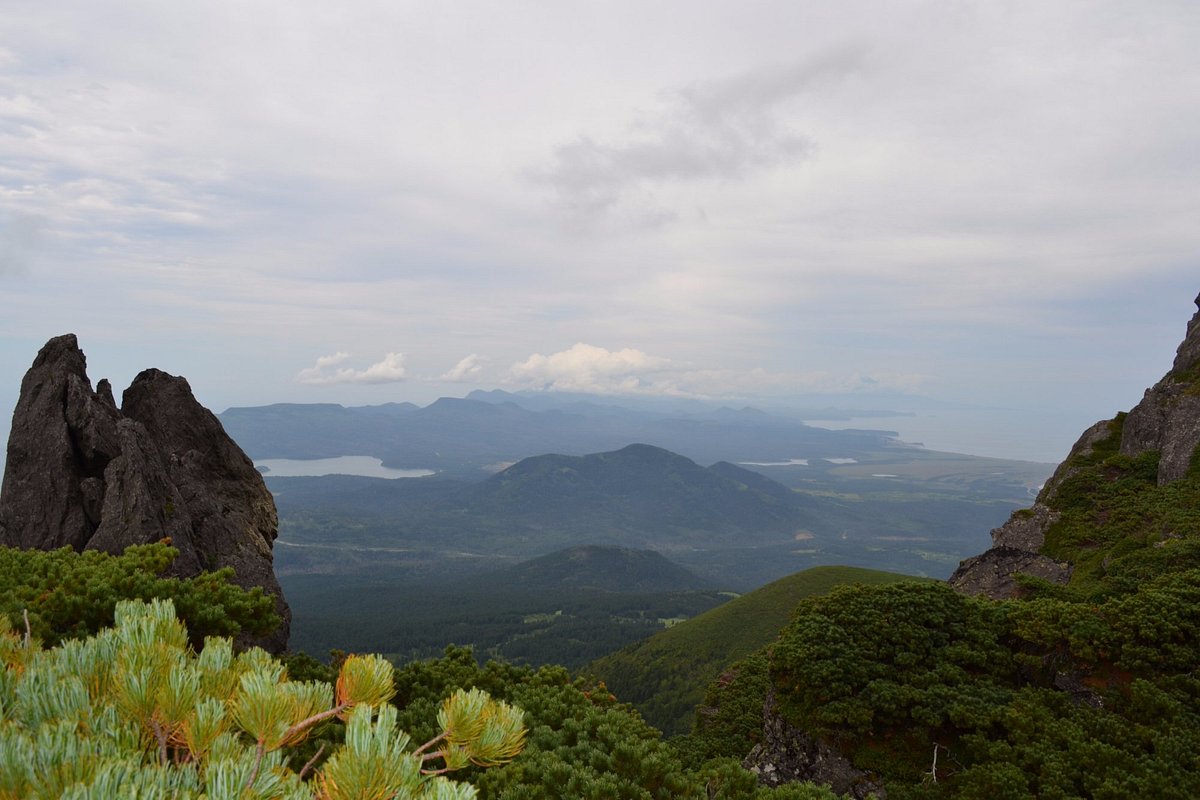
[
  {"left": 682, "top": 292, "right": 1200, "bottom": 798},
  {"left": 461, "top": 443, "right": 808, "bottom": 539},
  {"left": 474, "top": 545, "right": 710, "bottom": 593},
  {"left": 586, "top": 566, "right": 922, "bottom": 735},
  {"left": 951, "top": 290, "right": 1200, "bottom": 598}
]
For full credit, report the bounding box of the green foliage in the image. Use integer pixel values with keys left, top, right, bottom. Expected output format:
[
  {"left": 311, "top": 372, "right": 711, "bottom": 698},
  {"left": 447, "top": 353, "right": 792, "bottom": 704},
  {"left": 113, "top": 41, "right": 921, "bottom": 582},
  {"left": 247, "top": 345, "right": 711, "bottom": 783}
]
[
  {"left": 0, "top": 543, "right": 278, "bottom": 647},
  {"left": 684, "top": 435, "right": 1200, "bottom": 797},
  {"left": 685, "top": 569, "right": 1200, "bottom": 798},
  {"left": 586, "top": 566, "right": 925, "bottom": 735},
  {"left": 1008, "top": 568, "right": 1200, "bottom": 677},
  {"left": 0, "top": 600, "right": 524, "bottom": 799},
  {"left": 381, "top": 645, "right": 836, "bottom": 799},
  {"left": 1040, "top": 414, "right": 1200, "bottom": 590},
  {"left": 286, "top": 574, "right": 728, "bottom": 670},
  {"left": 771, "top": 583, "right": 1014, "bottom": 775},
  {"left": 693, "top": 759, "right": 839, "bottom": 800},
  {"left": 673, "top": 652, "right": 772, "bottom": 767}
]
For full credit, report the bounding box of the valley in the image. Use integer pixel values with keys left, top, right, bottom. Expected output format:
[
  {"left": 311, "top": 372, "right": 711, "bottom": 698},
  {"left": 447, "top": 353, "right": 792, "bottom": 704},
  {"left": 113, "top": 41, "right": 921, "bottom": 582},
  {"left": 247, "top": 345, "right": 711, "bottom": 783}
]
[{"left": 219, "top": 392, "right": 1053, "bottom": 666}]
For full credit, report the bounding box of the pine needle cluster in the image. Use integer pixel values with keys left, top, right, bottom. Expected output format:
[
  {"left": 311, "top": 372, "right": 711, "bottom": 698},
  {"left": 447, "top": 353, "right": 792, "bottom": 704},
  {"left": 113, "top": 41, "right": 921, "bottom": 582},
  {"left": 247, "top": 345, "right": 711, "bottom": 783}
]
[{"left": 0, "top": 598, "right": 525, "bottom": 799}]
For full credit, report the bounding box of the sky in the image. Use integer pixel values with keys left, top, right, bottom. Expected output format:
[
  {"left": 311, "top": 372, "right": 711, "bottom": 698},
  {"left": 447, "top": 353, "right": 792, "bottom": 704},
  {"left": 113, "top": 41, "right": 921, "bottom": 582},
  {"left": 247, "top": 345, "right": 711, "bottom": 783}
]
[{"left": 0, "top": 1, "right": 1197, "bottom": 463}]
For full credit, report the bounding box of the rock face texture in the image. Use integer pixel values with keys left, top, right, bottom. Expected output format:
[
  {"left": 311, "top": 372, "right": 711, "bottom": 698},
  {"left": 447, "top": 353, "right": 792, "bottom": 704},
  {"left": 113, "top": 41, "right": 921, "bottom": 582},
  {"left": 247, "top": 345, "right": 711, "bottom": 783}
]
[
  {"left": 0, "top": 335, "right": 290, "bottom": 652},
  {"left": 743, "top": 689, "right": 886, "bottom": 800},
  {"left": 1119, "top": 292, "right": 1200, "bottom": 486},
  {"left": 950, "top": 291, "right": 1200, "bottom": 599},
  {"left": 948, "top": 502, "right": 1072, "bottom": 599}
]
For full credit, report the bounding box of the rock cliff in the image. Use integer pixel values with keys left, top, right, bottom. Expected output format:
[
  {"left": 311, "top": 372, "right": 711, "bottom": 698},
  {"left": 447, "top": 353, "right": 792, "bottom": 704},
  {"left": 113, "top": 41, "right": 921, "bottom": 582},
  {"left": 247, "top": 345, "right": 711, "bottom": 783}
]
[
  {"left": 0, "top": 335, "right": 290, "bottom": 652},
  {"left": 950, "top": 291, "right": 1200, "bottom": 598}
]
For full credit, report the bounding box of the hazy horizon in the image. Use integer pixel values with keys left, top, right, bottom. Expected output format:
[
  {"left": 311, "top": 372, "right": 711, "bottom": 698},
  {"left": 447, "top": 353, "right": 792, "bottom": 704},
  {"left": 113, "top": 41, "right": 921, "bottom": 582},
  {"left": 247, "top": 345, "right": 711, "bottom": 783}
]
[{"left": 2, "top": 1, "right": 1197, "bottom": 465}]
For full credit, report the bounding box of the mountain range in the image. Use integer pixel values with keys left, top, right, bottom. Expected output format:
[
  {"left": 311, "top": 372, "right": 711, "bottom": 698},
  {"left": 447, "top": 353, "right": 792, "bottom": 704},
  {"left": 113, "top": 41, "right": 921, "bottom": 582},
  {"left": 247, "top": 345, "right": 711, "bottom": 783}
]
[{"left": 221, "top": 393, "right": 910, "bottom": 478}]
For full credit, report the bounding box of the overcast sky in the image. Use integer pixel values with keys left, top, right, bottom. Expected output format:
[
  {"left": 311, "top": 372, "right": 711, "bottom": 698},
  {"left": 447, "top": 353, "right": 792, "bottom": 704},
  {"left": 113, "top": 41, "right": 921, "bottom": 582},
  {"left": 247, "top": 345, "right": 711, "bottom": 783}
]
[{"left": 1, "top": 1, "right": 1197, "bottom": 462}]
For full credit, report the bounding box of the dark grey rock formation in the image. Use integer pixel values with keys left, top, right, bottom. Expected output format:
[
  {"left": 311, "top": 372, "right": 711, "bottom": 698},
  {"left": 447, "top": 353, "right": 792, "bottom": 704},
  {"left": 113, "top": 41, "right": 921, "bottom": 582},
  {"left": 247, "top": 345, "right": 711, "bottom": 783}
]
[
  {"left": 948, "top": 545, "right": 1072, "bottom": 599},
  {"left": 948, "top": 501, "right": 1072, "bottom": 598},
  {"left": 0, "top": 335, "right": 289, "bottom": 652},
  {"left": 1037, "top": 419, "right": 1115, "bottom": 501},
  {"left": 743, "top": 689, "right": 886, "bottom": 799},
  {"left": 0, "top": 335, "right": 122, "bottom": 551}
]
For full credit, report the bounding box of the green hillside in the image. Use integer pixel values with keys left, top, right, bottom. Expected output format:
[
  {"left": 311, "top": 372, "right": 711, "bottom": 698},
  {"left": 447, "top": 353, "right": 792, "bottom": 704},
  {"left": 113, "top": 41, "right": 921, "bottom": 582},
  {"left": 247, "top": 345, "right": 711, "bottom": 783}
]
[
  {"left": 680, "top": 414, "right": 1200, "bottom": 797},
  {"left": 586, "top": 565, "right": 924, "bottom": 735},
  {"left": 473, "top": 545, "right": 711, "bottom": 593}
]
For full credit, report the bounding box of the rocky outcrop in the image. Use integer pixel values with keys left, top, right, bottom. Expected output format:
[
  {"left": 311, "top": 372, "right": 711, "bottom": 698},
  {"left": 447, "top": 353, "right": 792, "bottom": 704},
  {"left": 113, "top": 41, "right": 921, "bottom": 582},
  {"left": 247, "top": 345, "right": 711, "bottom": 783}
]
[
  {"left": 743, "top": 689, "right": 886, "bottom": 799},
  {"left": 1119, "top": 292, "right": 1200, "bottom": 485},
  {"left": 950, "top": 291, "right": 1200, "bottom": 599},
  {"left": 948, "top": 500, "right": 1072, "bottom": 598},
  {"left": 948, "top": 544, "right": 1072, "bottom": 599},
  {"left": 0, "top": 335, "right": 289, "bottom": 652}
]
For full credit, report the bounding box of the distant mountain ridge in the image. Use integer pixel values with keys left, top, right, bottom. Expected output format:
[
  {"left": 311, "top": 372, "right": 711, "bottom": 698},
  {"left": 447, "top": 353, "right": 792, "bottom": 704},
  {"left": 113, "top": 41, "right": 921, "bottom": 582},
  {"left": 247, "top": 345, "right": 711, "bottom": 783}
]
[
  {"left": 220, "top": 393, "right": 902, "bottom": 477},
  {"left": 474, "top": 545, "right": 710, "bottom": 593}
]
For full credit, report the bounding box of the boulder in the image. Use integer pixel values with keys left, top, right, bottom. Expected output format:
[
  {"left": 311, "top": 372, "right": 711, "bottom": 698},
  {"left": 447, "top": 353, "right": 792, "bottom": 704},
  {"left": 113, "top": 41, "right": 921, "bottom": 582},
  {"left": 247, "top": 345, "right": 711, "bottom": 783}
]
[
  {"left": 948, "top": 545, "right": 1071, "bottom": 599},
  {"left": 122, "top": 368, "right": 289, "bottom": 649},
  {"left": 0, "top": 335, "right": 289, "bottom": 652}
]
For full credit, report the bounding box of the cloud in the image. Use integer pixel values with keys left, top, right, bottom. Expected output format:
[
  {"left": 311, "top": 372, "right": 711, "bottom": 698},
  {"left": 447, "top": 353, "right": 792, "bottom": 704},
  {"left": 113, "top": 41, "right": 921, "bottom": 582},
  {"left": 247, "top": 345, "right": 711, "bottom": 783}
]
[
  {"left": 505, "top": 343, "right": 929, "bottom": 399},
  {"left": 0, "top": 212, "right": 43, "bottom": 276},
  {"left": 296, "top": 352, "right": 407, "bottom": 385},
  {"left": 508, "top": 343, "right": 679, "bottom": 395},
  {"left": 439, "top": 354, "right": 484, "bottom": 382},
  {"left": 530, "top": 45, "right": 865, "bottom": 222}
]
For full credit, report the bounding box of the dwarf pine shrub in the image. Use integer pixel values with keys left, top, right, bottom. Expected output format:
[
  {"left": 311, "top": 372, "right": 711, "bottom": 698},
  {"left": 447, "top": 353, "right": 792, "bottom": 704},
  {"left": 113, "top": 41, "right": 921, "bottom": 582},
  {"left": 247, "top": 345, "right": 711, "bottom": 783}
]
[{"left": 0, "top": 598, "right": 525, "bottom": 799}]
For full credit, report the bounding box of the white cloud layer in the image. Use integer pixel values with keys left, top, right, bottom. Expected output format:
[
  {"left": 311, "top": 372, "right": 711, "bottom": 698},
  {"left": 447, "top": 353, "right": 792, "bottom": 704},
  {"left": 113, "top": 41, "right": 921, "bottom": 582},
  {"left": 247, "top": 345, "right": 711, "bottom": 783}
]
[
  {"left": 296, "top": 352, "right": 407, "bottom": 385},
  {"left": 439, "top": 354, "right": 484, "bottom": 382},
  {"left": 509, "top": 344, "right": 678, "bottom": 395},
  {"left": 506, "top": 343, "right": 927, "bottom": 398}
]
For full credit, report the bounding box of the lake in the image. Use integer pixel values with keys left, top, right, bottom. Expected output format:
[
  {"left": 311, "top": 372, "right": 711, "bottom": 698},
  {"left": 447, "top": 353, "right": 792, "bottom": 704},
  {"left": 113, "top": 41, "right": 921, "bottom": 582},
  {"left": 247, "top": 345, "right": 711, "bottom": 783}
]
[{"left": 255, "top": 456, "right": 435, "bottom": 479}]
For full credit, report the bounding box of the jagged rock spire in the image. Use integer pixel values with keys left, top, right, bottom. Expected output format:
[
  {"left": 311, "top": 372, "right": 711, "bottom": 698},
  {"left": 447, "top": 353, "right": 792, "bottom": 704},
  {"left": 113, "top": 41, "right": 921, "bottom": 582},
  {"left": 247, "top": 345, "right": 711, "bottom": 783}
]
[{"left": 0, "top": 335, "right": 290, "bottom": 652}]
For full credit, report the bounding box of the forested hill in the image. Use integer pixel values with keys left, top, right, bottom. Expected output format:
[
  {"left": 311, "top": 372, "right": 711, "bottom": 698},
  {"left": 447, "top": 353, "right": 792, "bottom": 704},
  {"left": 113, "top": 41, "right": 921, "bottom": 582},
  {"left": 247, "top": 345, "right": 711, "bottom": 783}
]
[
  {"left": 461, "top": 443, "right": 808, "bottom": 537},
  {"left": 472, "top": 544, "right": 711, "bottom": 593}
]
